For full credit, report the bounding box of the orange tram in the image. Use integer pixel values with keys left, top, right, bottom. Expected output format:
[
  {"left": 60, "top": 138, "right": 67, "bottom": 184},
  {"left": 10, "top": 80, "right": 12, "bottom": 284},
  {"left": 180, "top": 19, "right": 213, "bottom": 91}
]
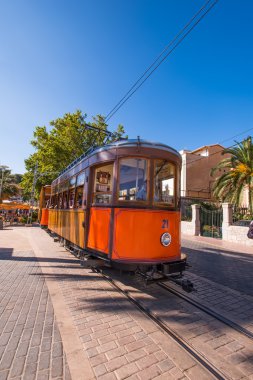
[{"left": 40, "top": 139, "right": 187, "bottom": 281}]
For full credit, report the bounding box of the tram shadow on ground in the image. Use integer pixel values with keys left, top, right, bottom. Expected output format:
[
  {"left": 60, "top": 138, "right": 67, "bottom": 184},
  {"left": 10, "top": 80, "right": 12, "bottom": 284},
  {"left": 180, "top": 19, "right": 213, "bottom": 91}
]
[
  {"left": 2, "top": 242, "right": 253, "bottom": 354},
  {"left": 0, "top": 248, "right": 14, "bottom": 259},
  {"left": 39, "top": 265, "right": 253, "bottom": 376},
  {"left": 32, "top": 256, "right": 253, "bottom": 342},
  {"left": 0, "top": 247, "right": 79, "bottom": 266}
]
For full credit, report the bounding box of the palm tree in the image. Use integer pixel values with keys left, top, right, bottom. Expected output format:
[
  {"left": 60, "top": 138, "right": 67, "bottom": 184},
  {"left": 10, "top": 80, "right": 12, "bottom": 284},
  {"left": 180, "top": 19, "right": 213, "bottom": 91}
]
[{"left": 211, "top": 136, "right": 253, "bottom": 215}]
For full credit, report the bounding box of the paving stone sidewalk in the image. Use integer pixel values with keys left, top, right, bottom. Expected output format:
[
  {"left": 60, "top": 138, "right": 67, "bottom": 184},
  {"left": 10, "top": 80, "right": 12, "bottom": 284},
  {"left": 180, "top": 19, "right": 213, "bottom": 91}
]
[
  {"left": 0, "top": 241, "right": 71, "bottom": 379},
  {"left": 2, "top": 227, "right": 253, "bottom": 380},
  {"left": 19, "top": 227, "right": 215, "bottom": 380}
]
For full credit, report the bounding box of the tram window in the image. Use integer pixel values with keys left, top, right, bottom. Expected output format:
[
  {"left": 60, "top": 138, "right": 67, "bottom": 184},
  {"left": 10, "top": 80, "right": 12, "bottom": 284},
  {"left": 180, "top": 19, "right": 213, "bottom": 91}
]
[
  {"left": 118, "top": 158, "right": 148, "bottom": 201},
  {"left": 93, "top": 164, "right": 113, "bottom": 204},
  {"left": 68, "top": 176, "right": 76, "bottom": 208},
  {"left": 68, "top": 189, "right": 75, "bottom": 208},
  {"left": 75, "top": 172, "right": 85, "bottom": 208},
  {"left": 52, "top": 195, "right": 57, "bottom": 208},
  {"left": 62, "top": 192, "right": 68, "bottom": 209},
  {"left": 58, "top": 193, "right": 63, "bottom": 209},
  {"left": 69, "top": 177, "right": 76, "bottom": 187},
  {"left": 49, "top": 196, "right": 54, "bottom": 208},
  {"left": 75, "top": 187, "right": 83, "bottom": 208},
  {"left": 154, "top": 160, "right": 175, "bottom": 206}
]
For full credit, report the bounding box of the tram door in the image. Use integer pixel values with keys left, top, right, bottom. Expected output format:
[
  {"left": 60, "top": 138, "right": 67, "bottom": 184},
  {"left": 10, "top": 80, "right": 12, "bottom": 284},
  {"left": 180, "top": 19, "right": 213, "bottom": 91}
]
[{"left": 87, "top": 163, "right": 114, "bottom": 255}]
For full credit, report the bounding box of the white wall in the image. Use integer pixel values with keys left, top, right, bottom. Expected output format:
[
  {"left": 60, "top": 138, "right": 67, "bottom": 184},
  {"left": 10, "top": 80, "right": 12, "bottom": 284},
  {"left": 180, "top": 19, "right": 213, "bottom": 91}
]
[{"left": 181, "top": 203, "right": 253, "bottom": 248}]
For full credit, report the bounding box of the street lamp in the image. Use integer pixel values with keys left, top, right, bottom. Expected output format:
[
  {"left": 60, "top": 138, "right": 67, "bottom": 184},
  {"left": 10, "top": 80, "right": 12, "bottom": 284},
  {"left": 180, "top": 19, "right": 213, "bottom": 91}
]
[{"left": 0, "top": 165, "right": 10, "bottom": 203}]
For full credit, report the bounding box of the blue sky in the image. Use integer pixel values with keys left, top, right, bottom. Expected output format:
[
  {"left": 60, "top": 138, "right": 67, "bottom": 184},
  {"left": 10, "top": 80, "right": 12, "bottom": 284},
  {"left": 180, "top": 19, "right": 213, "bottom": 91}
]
[{"left": 1, "top": 0, "right": 253, "bottom": 174}]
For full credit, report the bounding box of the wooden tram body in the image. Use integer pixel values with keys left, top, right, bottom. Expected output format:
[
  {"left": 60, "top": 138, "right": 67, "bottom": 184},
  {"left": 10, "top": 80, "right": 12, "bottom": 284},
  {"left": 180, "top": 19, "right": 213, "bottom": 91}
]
[
  {"left": 41, "top": 139, "right": 186, "bottom": 276},
  {"left": 39, "top": 185, "right": 51, "bottom": 226}
]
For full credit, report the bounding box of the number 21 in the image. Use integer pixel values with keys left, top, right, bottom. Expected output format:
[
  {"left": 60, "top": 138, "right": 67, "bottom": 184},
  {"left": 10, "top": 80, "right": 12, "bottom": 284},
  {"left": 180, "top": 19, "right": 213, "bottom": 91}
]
[{"left": 162, "top": 219, "right": 168, "bottom": 228}]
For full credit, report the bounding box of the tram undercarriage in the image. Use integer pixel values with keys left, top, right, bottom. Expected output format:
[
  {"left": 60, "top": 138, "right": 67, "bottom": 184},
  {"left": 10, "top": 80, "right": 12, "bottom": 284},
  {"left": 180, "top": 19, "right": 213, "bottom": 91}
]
[{"left": 51, "top": 232, "right": 193, "bottom": 291}]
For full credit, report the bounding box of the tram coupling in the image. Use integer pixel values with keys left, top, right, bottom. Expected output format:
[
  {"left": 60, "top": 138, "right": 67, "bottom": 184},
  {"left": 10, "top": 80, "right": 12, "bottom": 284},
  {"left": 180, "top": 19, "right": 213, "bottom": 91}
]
[
  {"left": 138, "top": 264, "right": 194, "bottom": 292},
  {"left": 168, "top": 276, "right": 194, "bottom": 292}
]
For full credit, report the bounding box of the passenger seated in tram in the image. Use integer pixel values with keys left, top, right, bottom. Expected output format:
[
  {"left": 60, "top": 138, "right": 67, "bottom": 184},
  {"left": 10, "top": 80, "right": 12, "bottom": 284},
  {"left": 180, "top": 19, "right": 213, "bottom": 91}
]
[
  {"left": 136, "top": 180, "right": 160, "bottom": 202},
  {"left": 136, "top": 180, "right": 147, "bottom": 201}
]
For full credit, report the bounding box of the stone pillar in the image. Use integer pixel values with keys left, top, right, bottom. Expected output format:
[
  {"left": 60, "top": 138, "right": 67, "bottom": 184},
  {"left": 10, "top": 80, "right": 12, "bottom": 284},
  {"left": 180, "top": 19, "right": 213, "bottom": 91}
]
[
  {"left": 191, "top": 204, "right": 200, "bottom": 236},
  {"left": 222, "top": 203, "right": 232, "bottom": 241},
  {"left": 222, "top": 203, "right": 232, "bottom": 228}
]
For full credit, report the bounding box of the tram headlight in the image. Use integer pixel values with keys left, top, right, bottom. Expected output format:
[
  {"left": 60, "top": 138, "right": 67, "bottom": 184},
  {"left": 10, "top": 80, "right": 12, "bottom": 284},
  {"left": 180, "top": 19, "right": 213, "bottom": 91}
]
[{"left": 160, "top": 232, "right": 171, "bottom": 247}]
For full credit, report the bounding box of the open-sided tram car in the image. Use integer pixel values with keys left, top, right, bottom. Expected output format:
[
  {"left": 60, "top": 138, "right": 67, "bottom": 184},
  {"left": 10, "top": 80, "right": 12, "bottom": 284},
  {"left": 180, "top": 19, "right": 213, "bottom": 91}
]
[{"left": 41, "top": 139, "right": 186, "bottom": 277}]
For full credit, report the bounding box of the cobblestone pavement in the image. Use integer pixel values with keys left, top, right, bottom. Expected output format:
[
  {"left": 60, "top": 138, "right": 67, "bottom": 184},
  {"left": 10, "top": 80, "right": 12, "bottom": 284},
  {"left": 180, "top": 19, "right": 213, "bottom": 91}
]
[
  {"left": 0, "top": 245, "right": 71, "bottom": 380},
  {"left": 105, "top": 269, "right": 253, "bottom": 379},
  {"left": 182, "top": 237, "right": 253, "bottom": 296},
  {"left": 2, "top": 227, "right": 253, "bottom": 379},
  {"left": 29, "top": 228, "right": 253, "bottom": 379},
  {"left": 181, "top": 236, "right": 253, "bottom": 332},
  {"left": 25, "top": 228, "right": 214, "bottom": 380}
]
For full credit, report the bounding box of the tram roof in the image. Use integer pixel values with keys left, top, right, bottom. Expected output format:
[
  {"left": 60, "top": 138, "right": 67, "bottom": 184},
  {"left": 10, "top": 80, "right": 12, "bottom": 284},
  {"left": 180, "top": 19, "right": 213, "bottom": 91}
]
[
  {"left": 92, "top": 139, "right": 180, "bottom": 156},
  {"left": 55, "top": 139, "right": 181, "bottom": 181}
]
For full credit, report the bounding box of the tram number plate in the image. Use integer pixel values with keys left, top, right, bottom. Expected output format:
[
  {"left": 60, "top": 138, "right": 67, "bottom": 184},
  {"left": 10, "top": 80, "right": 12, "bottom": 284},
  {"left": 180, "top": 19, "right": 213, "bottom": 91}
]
[{"left": 162, "top": 219, "right": 169, "bottom": 229}]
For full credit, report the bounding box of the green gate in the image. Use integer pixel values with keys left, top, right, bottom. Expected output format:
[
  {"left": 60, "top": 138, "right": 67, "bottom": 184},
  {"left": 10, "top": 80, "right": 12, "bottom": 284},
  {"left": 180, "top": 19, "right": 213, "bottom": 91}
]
[{"left": 200, "top": 205, "right": 223, "bottom": 239}]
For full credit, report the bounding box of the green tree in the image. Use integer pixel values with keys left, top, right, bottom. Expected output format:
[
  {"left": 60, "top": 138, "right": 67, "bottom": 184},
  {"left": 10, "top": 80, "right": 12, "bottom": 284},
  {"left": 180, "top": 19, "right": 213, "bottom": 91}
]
[
  {"left": 211, "top": 136, "right": 253, "bottom": 214},
  {"left": 0, "top": 170, "right": 22, "bottom": 202},
  {"left": 21, "top": 110, "right": 126, "bottom": 198}
]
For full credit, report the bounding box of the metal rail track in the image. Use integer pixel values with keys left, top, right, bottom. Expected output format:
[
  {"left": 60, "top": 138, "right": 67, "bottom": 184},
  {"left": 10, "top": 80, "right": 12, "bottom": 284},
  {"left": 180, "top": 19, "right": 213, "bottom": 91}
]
[
  {"left": 97, "top": 269, "right": 228, "bottom": 380},
  {"left": 158, "top": 281, "right": 253, "bottom": 341}
]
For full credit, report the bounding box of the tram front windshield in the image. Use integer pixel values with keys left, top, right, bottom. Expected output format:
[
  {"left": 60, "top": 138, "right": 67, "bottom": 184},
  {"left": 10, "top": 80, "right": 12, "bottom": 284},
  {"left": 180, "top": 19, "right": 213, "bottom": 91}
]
[
  {"left": 118, "top": 158, "right": 148, "bottom": 201},
  {"left": 118, "top": 158, "right": 176, "bottom": 206}
]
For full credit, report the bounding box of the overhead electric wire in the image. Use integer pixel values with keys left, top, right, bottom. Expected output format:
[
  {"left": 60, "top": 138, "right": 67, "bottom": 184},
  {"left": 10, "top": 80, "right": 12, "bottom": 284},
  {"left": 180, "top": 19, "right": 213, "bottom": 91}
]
[
  {"left": 105, "top": 0, "right": 219, "bottom": 122},
  {"left": 105, "top": 0, "right": 214, "bottom": 122},
  {"left": 219, "top": 126, "right": 253, "bottom": 145}
]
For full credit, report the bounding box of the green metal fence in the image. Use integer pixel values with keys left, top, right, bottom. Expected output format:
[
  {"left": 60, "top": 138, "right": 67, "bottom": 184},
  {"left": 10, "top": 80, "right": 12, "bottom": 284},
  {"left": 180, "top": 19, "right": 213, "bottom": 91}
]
[{"left": 200, "top": 205, "right": 223, "bottom": 239}]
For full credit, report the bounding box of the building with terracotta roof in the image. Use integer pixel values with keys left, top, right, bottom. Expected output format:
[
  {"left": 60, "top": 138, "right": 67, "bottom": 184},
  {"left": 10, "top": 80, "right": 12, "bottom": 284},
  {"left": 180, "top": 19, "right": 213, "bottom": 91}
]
[{"left": 180, "top": 144, "right": 231, "bottom": 200}]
